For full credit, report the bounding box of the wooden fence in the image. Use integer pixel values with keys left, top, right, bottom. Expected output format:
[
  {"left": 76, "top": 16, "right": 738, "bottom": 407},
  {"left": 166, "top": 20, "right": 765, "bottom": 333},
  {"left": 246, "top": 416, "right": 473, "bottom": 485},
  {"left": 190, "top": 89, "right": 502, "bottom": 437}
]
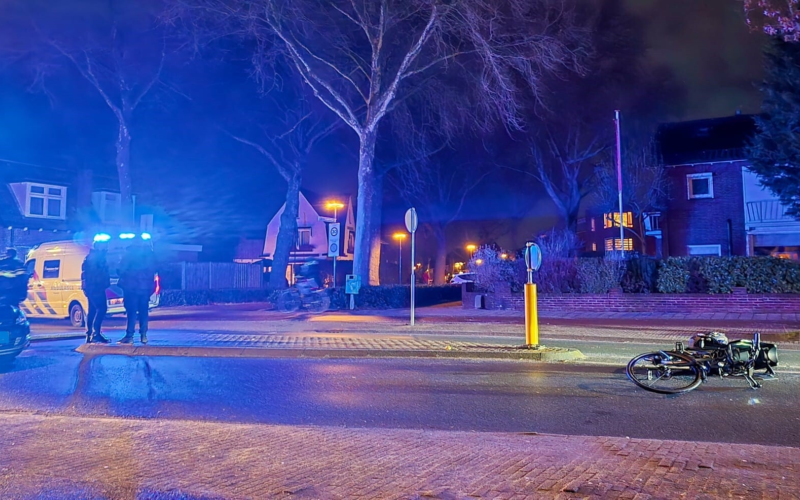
[{"left": 160, "top": 262, "right": 265, "bottom": 290}]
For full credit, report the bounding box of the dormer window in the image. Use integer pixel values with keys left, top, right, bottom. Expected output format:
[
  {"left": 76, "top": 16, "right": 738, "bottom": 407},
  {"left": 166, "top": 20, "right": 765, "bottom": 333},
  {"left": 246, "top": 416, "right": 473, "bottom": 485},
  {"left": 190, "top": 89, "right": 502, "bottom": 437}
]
[
  {"left": 25, "top": 183, "right": 67, "bottom": 219},
  {"left": 92, "top": 191, "right": 122, "bottom": 223}
]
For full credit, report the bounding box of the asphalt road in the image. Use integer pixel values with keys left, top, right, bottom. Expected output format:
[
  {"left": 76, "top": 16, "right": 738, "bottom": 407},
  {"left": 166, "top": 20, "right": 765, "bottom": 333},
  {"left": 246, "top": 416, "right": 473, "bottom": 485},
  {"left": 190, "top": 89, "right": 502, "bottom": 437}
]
[{"left": 2, "top": 338, "right": 799, "bottom": 448}]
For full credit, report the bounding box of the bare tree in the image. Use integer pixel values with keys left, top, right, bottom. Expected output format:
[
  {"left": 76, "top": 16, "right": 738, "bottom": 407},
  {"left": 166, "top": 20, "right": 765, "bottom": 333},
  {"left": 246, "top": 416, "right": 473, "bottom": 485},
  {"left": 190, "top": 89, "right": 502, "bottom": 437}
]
[
  {"left": 225, "top": 93, "right": 339, "bottom": 289},
  {"left": 744, "top": 0, "right": 800, "bottom": 41},
  {"left": 510, "top": 127, "right": 606, "bottom": 231},
  {"left": 169, "top": 0, "right": 587, "bottom": 284},
  {"left": 13, "top": 1, "right": 174, "bottom": 221},
  {"left": 594, "top": 143, "right": 667, "bottom": 255},
  {"left": 392, "top": 159, "right": 493, "bottom": 284}
]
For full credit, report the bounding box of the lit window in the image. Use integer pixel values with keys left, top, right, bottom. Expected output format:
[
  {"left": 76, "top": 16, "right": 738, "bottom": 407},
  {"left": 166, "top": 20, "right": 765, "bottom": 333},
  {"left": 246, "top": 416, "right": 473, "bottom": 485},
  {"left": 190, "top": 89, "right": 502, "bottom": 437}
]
[
  {"left": 687, "top": 173, "right": 714, "bottom": 199},
  {"left": 603, "top": 212, "right": 632, "bottom": 228},
  {"left": 26, "top": 183, "right": 66, "bottom": 219},
  {"left": 591, "top": 243, "right": 597, "bottom": 252},
  {"left": 605, "top": 238, "right": 633, "bottom": 251},
  {"left": 590, "top": 218, "right": 596, "bottom": 232}
]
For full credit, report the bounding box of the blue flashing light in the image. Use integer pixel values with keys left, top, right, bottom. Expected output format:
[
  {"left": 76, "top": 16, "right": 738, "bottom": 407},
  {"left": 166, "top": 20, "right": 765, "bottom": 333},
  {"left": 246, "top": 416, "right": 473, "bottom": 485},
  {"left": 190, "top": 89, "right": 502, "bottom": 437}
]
[
  {"left": 141, "top": 232, "right": 152, "bottom": 240},
  {"left": 120, "top": 233, "right": 136, "bottom": 240},
  {"left": 93, "top": 233, "right": 111, "bottom": 243}
]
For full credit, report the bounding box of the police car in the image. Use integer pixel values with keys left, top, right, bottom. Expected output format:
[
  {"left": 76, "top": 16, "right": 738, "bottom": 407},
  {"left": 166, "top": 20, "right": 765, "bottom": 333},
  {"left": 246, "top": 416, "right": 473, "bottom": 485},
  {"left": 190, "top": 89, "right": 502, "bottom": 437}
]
[{"left": 22, "top": 233, "right": 160, "bottom": 327}]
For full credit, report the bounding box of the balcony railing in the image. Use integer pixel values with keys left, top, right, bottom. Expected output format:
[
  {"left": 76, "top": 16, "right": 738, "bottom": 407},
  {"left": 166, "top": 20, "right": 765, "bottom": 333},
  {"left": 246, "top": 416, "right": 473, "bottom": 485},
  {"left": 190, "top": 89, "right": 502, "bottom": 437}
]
[{"left": 746, "top": 200, "right": 799, "bottom": 224}]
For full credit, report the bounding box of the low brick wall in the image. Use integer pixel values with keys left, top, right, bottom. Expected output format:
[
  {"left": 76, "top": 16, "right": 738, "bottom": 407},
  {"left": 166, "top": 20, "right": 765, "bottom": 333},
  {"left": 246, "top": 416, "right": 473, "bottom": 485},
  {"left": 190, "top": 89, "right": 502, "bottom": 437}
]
[{"left": 462, "top": 286, "right": 800, "bottom": 314}]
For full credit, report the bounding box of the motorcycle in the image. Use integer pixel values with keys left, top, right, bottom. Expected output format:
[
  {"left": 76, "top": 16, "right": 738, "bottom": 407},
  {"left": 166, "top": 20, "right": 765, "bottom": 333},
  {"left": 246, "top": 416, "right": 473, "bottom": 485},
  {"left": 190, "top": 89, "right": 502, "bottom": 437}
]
[
  {"left": 275, "top": 278, "right": 331, "bottom": 314},
  {"left": 626, "top": 331, "right": 779, "bottom": 394}
]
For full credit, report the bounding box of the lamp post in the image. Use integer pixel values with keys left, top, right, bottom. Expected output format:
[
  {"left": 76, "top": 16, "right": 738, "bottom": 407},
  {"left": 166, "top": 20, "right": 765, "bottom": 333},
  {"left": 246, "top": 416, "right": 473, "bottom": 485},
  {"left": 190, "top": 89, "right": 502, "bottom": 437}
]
[
  {"left": 325, "top": 200, "right": 345, "bottom": 286},
  {"left": 393, "top": 232, "right": 407, "bottom": 284}
]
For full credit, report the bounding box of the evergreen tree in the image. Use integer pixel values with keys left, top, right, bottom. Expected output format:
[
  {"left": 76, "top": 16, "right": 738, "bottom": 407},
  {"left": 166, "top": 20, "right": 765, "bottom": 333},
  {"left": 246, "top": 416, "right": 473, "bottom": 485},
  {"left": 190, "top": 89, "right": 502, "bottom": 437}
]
[{"left": 749, "top": 39, "right": 800, "bottom": 217}]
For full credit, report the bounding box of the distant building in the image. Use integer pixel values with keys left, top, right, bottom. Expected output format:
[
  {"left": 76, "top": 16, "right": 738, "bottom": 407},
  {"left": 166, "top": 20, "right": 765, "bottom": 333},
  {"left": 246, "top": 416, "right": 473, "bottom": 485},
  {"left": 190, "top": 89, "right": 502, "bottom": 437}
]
[
  {"left": 0, "top": 160, "right": 202, "bottom": 261},
  {"left": 658, "top": 114, "right": 800, "bottom": 258},
  {"left": 578, "top": 114, "right": 800, "bottom": 259},
  {"left": 262, "top": 191, "right": 356, "bottom": 280}
]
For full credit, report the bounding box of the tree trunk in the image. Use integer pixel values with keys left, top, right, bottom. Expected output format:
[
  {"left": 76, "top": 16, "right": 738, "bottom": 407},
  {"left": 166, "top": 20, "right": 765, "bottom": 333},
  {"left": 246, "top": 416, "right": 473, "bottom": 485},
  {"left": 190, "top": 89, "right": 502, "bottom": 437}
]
[
  {"left": 269, "top": 172, "right": 301, "bottom": 289},
  {"left": 368, "top": 173, "right": 383, "bottom": 285},
  {"left": 433, "top": 224, "right": 447, "bottom": 285},
  {"left": 116, "top": 114, "right": 134, "bottom": 225},
  {"left": 353, "top": 128, "right": 381, "bottom": 285}
]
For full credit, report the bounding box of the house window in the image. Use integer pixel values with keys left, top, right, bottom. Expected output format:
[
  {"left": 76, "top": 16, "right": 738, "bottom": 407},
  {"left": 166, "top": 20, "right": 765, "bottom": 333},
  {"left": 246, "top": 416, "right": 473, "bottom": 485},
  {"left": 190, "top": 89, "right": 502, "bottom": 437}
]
[
  {"left": 347, "top": 230, "right": 355, "bottom": 254},
  {"left": 603, "top": 212, "right": 632, "bottom": 229},
  {"left": 591, "top": 243, "right": 597, "bottom": 252},
  {"left": 687, "top": 244, "right": 721, "bottom": 256},
  {"left": 26, "top": 183, "right": 66, "bottom": 219},
  {"left": 687, "top": 173, "right": 714, "bottom": 199},
  {"left": 605, "top": 238, "right": 633, "bottom": 252},
  {"left": 590, "top": 218, "right": 596, "bottom": 232},
  {"left": 297, "top": 228, "right": 311, "bottom": 248}
]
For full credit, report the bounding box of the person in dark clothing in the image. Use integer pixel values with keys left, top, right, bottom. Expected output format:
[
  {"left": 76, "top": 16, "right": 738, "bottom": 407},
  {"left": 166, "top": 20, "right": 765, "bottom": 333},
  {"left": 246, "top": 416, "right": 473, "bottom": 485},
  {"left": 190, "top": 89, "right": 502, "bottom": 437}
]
[
  {"left": 117, "top": 240, "right": 156, "bottom": 345},
  {"left": 81, "top": 241, "right": 111, "bottom": 344},
  {"left": 0, "top": 249, "right": 24, "bottom": 271}
]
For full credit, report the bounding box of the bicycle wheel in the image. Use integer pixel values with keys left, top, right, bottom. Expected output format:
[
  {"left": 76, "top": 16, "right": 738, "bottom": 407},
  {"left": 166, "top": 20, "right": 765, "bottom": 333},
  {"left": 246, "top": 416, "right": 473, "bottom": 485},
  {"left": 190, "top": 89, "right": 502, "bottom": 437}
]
[
  {"left": 276, "top": 289, "right": 302, "bottom": 313},
  {"left": 626, "top": 351, "right": 702, "bottom": 394},
  {"left": 305, "top": 292, "right": 331, "bottom": 314}
]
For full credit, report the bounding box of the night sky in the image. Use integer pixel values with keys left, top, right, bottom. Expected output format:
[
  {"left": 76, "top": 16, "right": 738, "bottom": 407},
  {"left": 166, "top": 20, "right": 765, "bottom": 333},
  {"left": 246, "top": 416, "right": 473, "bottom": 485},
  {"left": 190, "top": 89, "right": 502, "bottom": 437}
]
[{"left": 0, "top": 0, "right": 769, "bottom": 255}]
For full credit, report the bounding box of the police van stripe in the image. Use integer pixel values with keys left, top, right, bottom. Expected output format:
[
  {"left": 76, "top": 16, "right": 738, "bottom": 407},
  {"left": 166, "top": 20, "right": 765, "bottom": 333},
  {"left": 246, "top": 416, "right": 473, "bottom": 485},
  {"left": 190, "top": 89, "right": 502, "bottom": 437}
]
[
  {"left": 20, "top": 304, "right": 33, "bottom": 315},
  {"left": 35, "top": 292, "right": 58, "bottom": 315}
]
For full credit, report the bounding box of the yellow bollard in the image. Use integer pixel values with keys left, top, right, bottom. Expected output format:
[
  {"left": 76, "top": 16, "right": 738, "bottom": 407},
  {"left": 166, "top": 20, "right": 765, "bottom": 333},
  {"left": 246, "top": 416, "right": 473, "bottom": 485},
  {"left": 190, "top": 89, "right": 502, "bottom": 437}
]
[{"left": 524, "top": 282, "right": 539, "bottom": 347}]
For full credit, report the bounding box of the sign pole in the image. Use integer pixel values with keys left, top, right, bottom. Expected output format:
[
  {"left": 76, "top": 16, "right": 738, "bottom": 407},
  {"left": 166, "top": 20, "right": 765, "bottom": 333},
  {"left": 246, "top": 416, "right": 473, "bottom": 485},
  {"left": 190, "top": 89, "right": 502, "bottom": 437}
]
[
  {"left": 615, "top": 110, "right": 625, "bottom": 256},
  {"left": 405, "top": 208, "right": 419, "bottom": 327},
  {"left": 333, "top": 207, "right": 338, "bottom": 286},
  {"left": 410, "top": 230, "right": 415, "bottom": 326}
]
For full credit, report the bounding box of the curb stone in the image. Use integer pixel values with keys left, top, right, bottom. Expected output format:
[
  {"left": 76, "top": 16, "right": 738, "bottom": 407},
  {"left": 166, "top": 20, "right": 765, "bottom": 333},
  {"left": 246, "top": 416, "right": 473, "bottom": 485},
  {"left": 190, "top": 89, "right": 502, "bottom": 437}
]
[{"left": 76, "top": 343, "right": 585, "bottom": 362}]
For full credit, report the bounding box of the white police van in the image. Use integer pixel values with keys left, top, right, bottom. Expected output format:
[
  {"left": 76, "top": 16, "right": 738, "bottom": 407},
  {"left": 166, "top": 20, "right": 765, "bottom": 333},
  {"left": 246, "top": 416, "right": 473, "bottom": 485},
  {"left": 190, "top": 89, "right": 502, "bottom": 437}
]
[{"left": 22, "top": 234, "right": 160, "bottom": 327}]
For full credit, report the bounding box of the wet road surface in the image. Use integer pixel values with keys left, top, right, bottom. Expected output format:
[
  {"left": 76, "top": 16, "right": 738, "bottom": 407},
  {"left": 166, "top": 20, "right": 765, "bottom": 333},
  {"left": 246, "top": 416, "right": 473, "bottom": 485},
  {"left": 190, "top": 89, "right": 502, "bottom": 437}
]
[{"left": 1, "top": 339, "right": 799, "bottom": 447}]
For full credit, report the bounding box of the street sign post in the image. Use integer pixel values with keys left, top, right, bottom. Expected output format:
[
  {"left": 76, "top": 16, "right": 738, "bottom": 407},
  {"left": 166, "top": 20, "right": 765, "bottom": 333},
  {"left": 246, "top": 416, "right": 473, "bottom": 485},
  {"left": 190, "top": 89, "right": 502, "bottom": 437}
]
[
  {"left": 524, "top": 242, "right": 542, "bottom": 347},
  {"left": 405, "top": 208, "right": 418, "bottom": 326},
  {"left": 328, "top": 223, "right": 340, "bottom": 286},
  {"left": 345, "top": 274, "right": 361, "bottom": 310}
]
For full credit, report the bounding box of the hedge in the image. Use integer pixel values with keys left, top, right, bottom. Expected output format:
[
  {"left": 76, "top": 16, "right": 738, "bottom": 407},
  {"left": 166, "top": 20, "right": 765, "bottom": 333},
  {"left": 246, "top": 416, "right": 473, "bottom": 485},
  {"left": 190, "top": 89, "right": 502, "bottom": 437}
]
[
  {"left": 656, "top": 256, "right": 800, "bottom": 294},
  {"left": 158, "top": 285, "right": 461, "bottom": 308}
]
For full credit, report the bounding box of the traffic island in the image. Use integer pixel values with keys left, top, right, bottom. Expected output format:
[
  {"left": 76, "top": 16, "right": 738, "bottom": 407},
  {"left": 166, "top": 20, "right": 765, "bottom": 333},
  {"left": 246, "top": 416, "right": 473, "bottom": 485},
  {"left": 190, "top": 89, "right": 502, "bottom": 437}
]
[{"left": 76, "top": 338, "right": 584, "bottom": 362}]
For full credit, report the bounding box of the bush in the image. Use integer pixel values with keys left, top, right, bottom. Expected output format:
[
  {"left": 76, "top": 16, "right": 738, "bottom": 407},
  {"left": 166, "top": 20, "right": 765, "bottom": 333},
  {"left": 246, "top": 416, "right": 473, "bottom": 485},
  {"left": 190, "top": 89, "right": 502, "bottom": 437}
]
[
  {"left": 158, "top": 289, "right": 278, "bottom": 307},
  {"left": 576, "top": 257, "right": 625, "bottom": 293},
  {"left": 469, "top": 247, "right": 519, "bottom": 292},
  {"left": 531, "top": 258, "right": 579, "bottom": 293},
  {"left": 329, "top": 285, "right": 461, "bottom": 309},
  {"left": 656, "top": 256, "right": 800, "bottom": 294},
  {"left": 621, "top": 257, "right": 659, "bottom": 293}
]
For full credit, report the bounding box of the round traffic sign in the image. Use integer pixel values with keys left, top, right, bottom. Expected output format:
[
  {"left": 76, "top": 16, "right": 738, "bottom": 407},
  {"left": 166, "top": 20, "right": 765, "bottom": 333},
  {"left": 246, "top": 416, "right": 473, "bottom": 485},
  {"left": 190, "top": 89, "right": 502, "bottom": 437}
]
[
  {"left": 330, "top": 226, "right": 339, "bottom": 237},
  {"left": 404, "top": 208, "right": 418, "bottom": 233}
]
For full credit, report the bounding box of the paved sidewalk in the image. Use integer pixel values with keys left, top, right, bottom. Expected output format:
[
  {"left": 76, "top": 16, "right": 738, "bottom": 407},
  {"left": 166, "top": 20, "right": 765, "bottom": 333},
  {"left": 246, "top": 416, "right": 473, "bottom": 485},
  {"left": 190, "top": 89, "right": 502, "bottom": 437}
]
[
  {"left": 0, "top": 413, "right": 796, "bottom": 499},
  {"left": 77, "top": 331, "right": 584, "bottom": 362}
]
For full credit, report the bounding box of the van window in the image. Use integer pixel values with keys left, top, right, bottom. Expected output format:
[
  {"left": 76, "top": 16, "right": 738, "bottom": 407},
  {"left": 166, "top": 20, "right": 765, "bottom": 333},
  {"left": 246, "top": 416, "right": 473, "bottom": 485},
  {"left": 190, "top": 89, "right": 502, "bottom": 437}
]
[
  {"left": 42, "top": 260, "right": 61, "bottom": 279},
  {"left": 25, "top": 259, "right": 36, "bottom": 275}
]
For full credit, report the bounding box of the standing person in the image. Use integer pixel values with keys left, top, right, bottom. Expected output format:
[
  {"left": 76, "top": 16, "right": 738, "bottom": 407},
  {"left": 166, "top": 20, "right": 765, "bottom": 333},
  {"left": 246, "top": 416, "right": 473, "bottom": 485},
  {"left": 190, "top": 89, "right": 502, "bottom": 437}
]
[
  {"left": 0, "top": 249, "right": 23, "bottom": 271},
  {"left": 117, "top": 239, "right": 156, "bottom": 345},
  {"left": 81, "top": 241, "right": 111, "bottom": 344}
]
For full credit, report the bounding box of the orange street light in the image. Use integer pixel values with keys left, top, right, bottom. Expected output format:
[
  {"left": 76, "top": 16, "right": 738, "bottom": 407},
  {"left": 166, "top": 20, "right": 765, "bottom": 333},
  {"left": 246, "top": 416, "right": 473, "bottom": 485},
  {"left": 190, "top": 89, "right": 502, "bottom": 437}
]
[
  {"left": 325, "top": 200, "right": 346, "bottom": 287},
  {"left": 501, "top": 253, "right": 508, "bottom": 259},
  {"left": 393, "top": 232, "right": 406, "bottom": 284},
  {"left": 475, "top": 259, "right": 484, "bottom": 265},
  {"left": 466, "top": 244, "right": 477, "bottom": 252}
]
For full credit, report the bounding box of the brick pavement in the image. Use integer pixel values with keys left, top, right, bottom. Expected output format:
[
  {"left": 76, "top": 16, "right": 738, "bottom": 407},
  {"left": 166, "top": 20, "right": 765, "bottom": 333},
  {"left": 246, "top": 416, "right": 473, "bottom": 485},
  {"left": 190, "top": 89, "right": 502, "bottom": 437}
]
[{"left": 0, "top": 413, "right": 797, "bottom": 499}]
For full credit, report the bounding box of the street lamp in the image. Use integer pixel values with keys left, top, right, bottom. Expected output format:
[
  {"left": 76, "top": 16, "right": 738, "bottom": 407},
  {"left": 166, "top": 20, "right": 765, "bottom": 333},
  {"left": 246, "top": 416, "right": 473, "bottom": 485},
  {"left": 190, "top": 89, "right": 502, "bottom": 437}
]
[
  {"left": 325, "top": 200, "right": 345, "bottom": 286},
  {"left": 466, "top": 243, "right": 477, "bottom": 260},
  {"left": 393, "top": 232, "right": 407, "bottom": 284}
]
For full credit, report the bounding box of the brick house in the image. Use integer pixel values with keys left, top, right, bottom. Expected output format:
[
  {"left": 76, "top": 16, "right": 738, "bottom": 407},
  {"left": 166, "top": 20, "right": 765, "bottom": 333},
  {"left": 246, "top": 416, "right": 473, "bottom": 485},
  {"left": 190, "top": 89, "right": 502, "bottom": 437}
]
[
  {"left": 577, "top": 210, "right": 662, "bottom": 257},
  {"left": 0, "top": 160, "right": 202, "bottom": 261},
  {"left": 657, "top": 114, "right": 800, "bottom": 259}
]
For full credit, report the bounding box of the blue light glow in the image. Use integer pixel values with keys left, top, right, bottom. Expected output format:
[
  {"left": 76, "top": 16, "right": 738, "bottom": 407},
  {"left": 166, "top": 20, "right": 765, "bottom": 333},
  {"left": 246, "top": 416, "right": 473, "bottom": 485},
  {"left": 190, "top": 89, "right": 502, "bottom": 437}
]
[
  {"left": 141, "top": 232, "right": 152, "bottom": 240},
  {"left": 120, "top": 233, "right": 136, "bottom": 240},
  {"left": 93, "top": 233, "right": 111, "bottom": 243}
]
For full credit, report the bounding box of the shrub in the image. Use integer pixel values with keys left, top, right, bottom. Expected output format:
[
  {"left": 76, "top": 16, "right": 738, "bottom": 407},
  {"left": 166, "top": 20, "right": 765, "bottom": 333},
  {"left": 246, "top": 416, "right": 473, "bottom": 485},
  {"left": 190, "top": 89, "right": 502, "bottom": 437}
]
[
  {"left": 469, "top": 247, "right": 519, "bottom": 292},
  {"left": 158, "top": 289, "right": 278, "bottom": 307},
  {"left": 329, "top": 285, "right": 461, "bottom": 309},
  {"left": 531, "top": 257, "right": 579, "bottom": 293},
  {"left": 576, "top": 257, "right": 625, "bottom": 293},
  {"left": 621, "top": 257, "right": 659, "bottom": 293},
  {"left": 657, "top": 256, "right": 800, "bottom": 294}
]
